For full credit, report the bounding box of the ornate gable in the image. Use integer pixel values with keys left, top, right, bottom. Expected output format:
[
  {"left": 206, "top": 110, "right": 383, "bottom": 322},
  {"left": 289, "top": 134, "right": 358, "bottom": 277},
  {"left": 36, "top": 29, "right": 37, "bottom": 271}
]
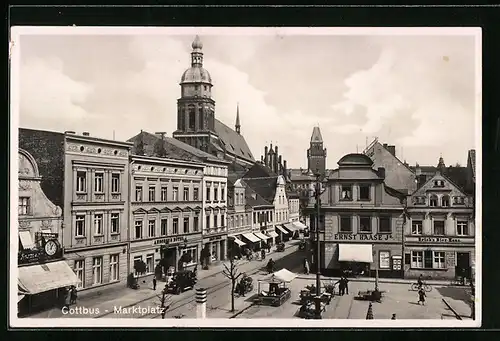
[{"left": 409, "top": 172, "right": 470, "bottom": 208}]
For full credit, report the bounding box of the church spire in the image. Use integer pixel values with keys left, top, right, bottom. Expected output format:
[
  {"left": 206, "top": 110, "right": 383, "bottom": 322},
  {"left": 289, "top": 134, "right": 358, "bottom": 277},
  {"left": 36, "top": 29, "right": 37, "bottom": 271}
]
[
  {"left": 235, "top": 103, "right": 241, "bottom": 134},
  {"left": 311, "top": 126, "right": 323, "bottom": 143},
  {"left": 191, "top": 35, "right": 204, "bottom": 67},
  {"left": 437, "top": 154, "right": 446, "bottom": 170}
]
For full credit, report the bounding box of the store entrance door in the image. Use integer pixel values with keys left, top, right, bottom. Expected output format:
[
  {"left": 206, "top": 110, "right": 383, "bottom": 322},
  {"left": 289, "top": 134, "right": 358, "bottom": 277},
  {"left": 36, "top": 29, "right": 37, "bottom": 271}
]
[
  {"left": 456, "top": 252, "right": 471, "bottom": 278},
  {"left": 163, "top": 247, "right": 177, "bottom": 271}
]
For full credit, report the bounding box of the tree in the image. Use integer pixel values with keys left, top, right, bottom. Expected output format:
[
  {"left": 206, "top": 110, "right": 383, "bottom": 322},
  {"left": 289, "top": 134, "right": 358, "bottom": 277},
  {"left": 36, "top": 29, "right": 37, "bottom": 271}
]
[
  {"left": 156, "top": 284, "right": 172, "bottom": 319},
  {"left": 134, "top": 260, "right": 147, "bottom": 275},
  {"left": 135, "top": 133, "right": 145, "bottom": 156},
  {"left": 222, "top": 255, "right": 242, "bottom": 312}
]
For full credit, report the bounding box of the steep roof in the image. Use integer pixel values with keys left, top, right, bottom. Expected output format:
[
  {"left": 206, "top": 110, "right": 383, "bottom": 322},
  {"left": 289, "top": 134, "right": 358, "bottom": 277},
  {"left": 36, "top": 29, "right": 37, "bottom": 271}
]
[
  {"left": 242, "top": 176, "right": 278, "bottom": 203},
  {"left": 411, "top": 164, "right": 470, "bottom": 194},
  {"left": 242, "top": 181, "right": 274, "bottom": 207},
  {"left": 127, "top": 131, "right": 224, "bottom": 164},
  {"left": 310, "top": 126, "right": 323, "bottom": 143},
  {"left": 243, "top": 162, "right": 277, "bottom": 179},
  {"left": 227, "top": 162, "right": 250, "bottom": 184},
  {"left": 212, "top": 119, "right": 255, "bottom": 163}
]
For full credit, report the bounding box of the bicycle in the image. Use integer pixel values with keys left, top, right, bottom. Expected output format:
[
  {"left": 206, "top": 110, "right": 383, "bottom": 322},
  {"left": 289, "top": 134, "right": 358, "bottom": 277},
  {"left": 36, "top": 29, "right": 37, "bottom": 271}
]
[{"left": 410, "top": 282, "right": 432, "bottom": 292}]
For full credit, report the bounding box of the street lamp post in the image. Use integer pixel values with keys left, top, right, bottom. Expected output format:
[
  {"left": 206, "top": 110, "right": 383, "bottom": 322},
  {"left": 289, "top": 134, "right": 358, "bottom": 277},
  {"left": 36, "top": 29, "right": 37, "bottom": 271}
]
[{"left": 313, "top": 173, "right": 326, "bottom": 319}]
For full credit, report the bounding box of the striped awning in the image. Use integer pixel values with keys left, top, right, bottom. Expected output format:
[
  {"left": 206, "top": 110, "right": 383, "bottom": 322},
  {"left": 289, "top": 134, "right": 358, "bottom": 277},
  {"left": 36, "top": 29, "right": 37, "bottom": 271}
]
[
  {"left": 283, "top": 223, "right": 299, "bottom": 232},
  {"left": 276, "top": 225, "right": 289, "bottom": 234},
  {"left": 268, "top": 231, "right": 279, "bottom": 238},
  {"left": 242, "top": 233, "right": 261, "bottom": 243},
  {"left": 232, "top": 238, "right": 246, "bottom": 246},
  {"left": 18, "top": 261, "right": 81, "bottom": 295},
  {"left": 254, "top": 232, "right": 271, "bottom": 240}
]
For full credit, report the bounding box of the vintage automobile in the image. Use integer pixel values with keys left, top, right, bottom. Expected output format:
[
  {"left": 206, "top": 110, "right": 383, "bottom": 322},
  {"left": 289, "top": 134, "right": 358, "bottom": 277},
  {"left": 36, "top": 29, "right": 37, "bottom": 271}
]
[
  {"left": 234, "top": 275, "right": 254, "bottom": 295},
  {"left": 166, "top": 270, "right": 197, "bottom": 294}
]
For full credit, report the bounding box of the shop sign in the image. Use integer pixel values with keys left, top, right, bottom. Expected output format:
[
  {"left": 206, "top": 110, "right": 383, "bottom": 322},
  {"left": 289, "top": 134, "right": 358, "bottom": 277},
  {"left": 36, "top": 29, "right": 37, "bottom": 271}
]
[
  {"left": 18, "top": 246, "right": 62, "bottom": 265},
  {"left": 333, "top": 233, "right": 393, "bottom": 241},
  {"left": 153, "top": 236, "right": 187, "bottom": 246},
  {"left": 405, "top": 236, "right": 474, "bottom": 244}
]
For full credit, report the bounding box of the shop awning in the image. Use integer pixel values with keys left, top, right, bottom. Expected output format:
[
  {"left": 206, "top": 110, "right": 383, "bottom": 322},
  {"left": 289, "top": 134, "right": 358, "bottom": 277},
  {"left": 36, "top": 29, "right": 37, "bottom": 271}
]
[
  {"left": 241, "top": 233, "right": 261, "bottom": 243},
  {"left": 18, "top": 261, "right": 81, "bottom": 295},
  {"left": 232, "top": 238, "right": 246, "bottom": 247},
  {"left": 261, "top": 268, "right": 297, "bottom": 283},
  {"left": 19, "top": 231, "right": 35, "bottom": 250},
  {"left": 338, "top": 244, "right": 373, "bottom": 263},
  {"left": 268, "top": 231, "right": 279, "bottom": 238},
  {"left": 276, "top": 225, "right": 289, "bottom": 234},
  {"left": 283, "top": 223, "right": 299, "bottom": 232},
  {"left": 292, "top": 221, "right": 308, "bottom": 230},
  {"left": 254, "top": 232, "right": 271, "bottom": 240},
  {"left": 18, "top": 294, "right": 25, "bottom": 303}
]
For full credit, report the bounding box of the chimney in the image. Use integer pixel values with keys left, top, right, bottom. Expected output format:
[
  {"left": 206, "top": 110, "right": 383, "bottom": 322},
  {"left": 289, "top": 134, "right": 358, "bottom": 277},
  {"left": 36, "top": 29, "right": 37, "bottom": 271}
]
[
  {"left": 264, "top": 146, "right": 269, "bottom": 166},
  {"left": 377, "top": 167, "right": 386, "bottom": 179},
  {"left": 415, "top": 166, "right": 421, "bottom": 176},
  {"left": 82, "top": 132, "right": 90, "bottom": 136},
  {"left": 64, "top": 131, "right": 76, "bottom": 134},
  {"left": 283, "top": 160, "right": 288, "bottom": 178},
  {"left": 417, "top": 174, "right": 427, "bottom": 188},
  {"left": 278, "top": 155, "right": 282, "bottom": 173},
  {"left": 387, "top": 145, "right": 396, "bottom": 156},
  {"left": 383, "top": 143, "right": 388, "bottom": 149}
]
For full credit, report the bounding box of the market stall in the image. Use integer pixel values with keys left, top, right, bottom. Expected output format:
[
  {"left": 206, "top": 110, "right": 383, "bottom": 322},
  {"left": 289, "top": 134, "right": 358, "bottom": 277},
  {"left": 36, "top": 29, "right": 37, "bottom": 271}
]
[{"left": 256, "top": 269, "right": 296, "bottom": 307}]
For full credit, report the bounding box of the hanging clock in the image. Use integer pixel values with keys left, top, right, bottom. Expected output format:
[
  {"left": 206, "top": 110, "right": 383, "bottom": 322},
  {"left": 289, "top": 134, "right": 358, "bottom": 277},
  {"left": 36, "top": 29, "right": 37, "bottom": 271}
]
[{"left": 44, "top": 240, "right": 59, "bottom": 256}]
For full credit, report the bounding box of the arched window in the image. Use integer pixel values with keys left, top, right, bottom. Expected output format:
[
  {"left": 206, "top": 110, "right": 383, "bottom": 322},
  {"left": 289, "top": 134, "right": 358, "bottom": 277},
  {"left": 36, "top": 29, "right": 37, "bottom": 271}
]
[
  {"left": 441, "top": 195, "right": 450, "bottom": 207},
  {"left": 429, "top": 195, "right": 438, "bottom": 207}
]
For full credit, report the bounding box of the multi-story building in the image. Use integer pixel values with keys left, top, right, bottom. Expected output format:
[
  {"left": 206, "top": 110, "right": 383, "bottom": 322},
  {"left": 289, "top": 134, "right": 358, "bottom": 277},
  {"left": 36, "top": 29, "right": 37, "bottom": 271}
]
[
  {"left": 63, "top": 132, "right": 132, "bottom": 292},
  {"left": 305, "top": 153, "right": 406, "bottom": 278},
  {"left": 403, "top": 170, "right": 475, "bottom": 280},
  {"left": 202, "top": 161, "right": 229, "bottom": 265},
  {"left": 127, "top": 130, "right": 230, "bottom": 270},
  {"left": 129, "top": 154, "right": 204, "bottom": 279},
  {"left": 226, "top": 179, "right": 254, "bottom": 255},
  {"left": 19, "top": 128, "right": 133, "bottom": 296},
  {"left": 17, "top": 148, "right": 79, "bottom": 315}
]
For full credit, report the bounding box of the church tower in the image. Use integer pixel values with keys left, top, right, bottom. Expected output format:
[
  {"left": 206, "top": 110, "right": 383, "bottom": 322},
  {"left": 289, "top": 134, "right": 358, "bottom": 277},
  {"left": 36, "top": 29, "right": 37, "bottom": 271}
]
[
  {"left": 307, "top": 126, "right": 327, "bottom": 175},
  {"left": 173, "top": 36, "right": 217, "bottom": 153}
]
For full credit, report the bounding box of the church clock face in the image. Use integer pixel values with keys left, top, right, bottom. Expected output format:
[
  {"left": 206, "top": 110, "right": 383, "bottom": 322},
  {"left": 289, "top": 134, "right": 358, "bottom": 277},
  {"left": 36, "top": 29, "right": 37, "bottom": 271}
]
[{"left": 44, "top": 240, "right": 58, "bottom": 256}]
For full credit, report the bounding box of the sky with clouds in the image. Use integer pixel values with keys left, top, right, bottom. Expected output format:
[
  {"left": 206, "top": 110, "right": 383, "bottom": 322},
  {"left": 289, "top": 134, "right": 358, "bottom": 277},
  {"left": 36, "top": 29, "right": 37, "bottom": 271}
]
[{"left": 15, "top": 29, "right": 479, "bottom": 168}]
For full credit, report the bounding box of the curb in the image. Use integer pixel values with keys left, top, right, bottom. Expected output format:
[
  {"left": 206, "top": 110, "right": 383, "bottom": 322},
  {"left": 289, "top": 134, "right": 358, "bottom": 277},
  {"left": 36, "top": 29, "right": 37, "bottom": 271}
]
[{"left": 294, "top": 275, "right": 462, "bottom": 287}]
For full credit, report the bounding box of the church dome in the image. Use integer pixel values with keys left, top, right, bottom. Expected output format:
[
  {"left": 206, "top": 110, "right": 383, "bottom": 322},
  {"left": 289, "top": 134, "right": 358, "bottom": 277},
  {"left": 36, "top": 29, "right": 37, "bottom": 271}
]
[
  {"left": 337, "top": 153, "right": 373, "bottom": 167},
  {"left": 180, "top": 67, "right": 212, "bottom": 85}
]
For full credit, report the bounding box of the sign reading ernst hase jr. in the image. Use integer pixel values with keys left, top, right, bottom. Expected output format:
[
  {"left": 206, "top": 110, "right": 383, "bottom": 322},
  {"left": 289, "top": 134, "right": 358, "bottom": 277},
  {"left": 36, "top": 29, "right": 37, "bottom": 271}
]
[{"left": 333, "top": 233, "right": 394, "bottom": 241}]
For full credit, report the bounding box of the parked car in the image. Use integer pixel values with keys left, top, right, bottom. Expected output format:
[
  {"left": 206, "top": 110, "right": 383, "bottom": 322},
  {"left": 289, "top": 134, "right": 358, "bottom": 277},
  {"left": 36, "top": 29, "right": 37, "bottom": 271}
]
[{"left": 167, "top": 270, "right": 197, "bottom": 294}]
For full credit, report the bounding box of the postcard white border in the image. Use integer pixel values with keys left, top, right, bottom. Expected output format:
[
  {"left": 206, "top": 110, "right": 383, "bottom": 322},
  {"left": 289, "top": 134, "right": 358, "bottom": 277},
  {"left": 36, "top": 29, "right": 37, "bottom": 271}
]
[{"left": 9, "top": 26, "right": 482, "bottom": 329}]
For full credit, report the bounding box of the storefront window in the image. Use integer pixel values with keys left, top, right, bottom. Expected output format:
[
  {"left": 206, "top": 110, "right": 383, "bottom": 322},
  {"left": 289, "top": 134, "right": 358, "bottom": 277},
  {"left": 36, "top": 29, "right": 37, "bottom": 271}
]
[
  {"left": 433, "top": 251, "right": 446, "bottom": 269},
  {"left": 411, "top": 251, "right": 423, "bottom": 268},
  {"left": 74, "top": 259, "right": 85, "bottom": 288},
  {"left": 146, "top": 254, "right": 154, "bottom": 273},
  {"left": 92, "top": 257, "right": 103, "bottom": 285},
  {"left": 133, "top": 255, "right": 143, "bottom": 276},
  {"left": 183, "top": 247, "right": 197, "bottom": 266},
  {"left": 379, "top": 251, "right": 391, "bottom": 269}
]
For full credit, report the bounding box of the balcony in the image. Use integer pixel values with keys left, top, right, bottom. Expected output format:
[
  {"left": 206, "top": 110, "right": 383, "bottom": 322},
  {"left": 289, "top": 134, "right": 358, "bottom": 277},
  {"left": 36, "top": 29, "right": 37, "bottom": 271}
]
[{"left": 203, "top": 226, "right": 227, "bottom": 235}]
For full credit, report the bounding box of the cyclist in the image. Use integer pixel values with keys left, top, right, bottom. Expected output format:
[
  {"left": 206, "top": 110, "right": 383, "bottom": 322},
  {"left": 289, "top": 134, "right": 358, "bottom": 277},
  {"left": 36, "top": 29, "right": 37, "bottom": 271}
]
[{"left": 417, "top": 274, "right": 424, "bottom": 289}]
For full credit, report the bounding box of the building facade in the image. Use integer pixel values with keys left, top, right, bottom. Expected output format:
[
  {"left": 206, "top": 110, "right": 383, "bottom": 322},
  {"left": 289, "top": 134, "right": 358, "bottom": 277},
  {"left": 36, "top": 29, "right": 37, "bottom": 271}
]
[
  {"left": 227, "top": 179, "right": 254, "bottom": 255},
  {"left": 202, "top": 162, "right": 229, "bottom": 265},
  {"left": 307, "top": 154, "right": 406, "bottom": 278},
  {"left": 129, "top": 155, "right": 205, "bottom": 279},
  {"left": 63, "top": 132, "right": 132, "bottom": 293},
  {"left": 403, "top": 172, "right": 475, "bottom": 280},
  {"left": 17, "top": 148, "right": 79, "bottom": 315}
]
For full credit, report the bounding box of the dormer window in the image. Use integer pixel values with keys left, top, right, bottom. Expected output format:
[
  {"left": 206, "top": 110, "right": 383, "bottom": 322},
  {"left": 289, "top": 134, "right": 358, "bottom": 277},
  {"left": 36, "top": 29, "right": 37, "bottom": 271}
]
[
  {"left": 340, "top": 185, "right": 352, "bottom": 201},
  {"left": 454, "top": 196, "right": 465, "bottom": 205},
  {"left": 433, "top": 180, "right": 445, "bottom": 188},
  {"left": 429, "top": 195, "right": 438, "bottom": 207},
  {"left": 413, "top": 196, "right": 426, "bottom": 205},
  {"left": 441, "top": 195, "right": 450, "bottom": 207}
]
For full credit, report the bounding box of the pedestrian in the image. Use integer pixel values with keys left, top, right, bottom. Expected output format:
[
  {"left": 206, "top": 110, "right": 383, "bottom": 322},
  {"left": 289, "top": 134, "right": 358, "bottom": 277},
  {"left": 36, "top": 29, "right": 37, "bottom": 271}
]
[
  {"left": 418, "top": 288, "right": 426, "bottom": 305},
  {"left": 391, "top": 313, "right": 396, "bottom": 320},
  {"left": 304, "top": 258, "right": 310, "bottom": 275},
  {"left": 336, "top": 278, "right": 345, "bottom": 296},
  {"left": 153, "top": 277, "right": 157, "bottom": 290},
  {"left": 267, "top": 243, "right": 271, "bottom": 253},
  {"left": 343, "top": 276, "right": 350, "bottom": 295},
  {"left": 261, "top": 249, "right": 266, "bottom": 260},
  {"left": 64, "top": 287, "right": 71, "bottom": 309},
  {"left": 70, "top": 286, "right": 78, "bottom": 304}
]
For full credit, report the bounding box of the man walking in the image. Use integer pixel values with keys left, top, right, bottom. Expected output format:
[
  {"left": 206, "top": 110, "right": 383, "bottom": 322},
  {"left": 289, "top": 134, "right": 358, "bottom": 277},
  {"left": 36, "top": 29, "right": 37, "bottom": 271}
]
[
  {"left": 153, "top": 277, "right": 157, "bottom": 290},
  {"left": 418, "top": 288, "right": 426, "bottom": 305},
  {"left": 343, "top": 276, "right": 350, "bottom": 295},
  {"left": 303, "top": 258, "right": 310, "bottom": 275}
]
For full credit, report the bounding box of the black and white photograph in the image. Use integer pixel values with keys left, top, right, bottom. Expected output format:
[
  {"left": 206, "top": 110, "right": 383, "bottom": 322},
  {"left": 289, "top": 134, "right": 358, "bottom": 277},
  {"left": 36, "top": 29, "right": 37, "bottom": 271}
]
[{"left": 10, "top": 26, "right": 481, "bottom": 328}]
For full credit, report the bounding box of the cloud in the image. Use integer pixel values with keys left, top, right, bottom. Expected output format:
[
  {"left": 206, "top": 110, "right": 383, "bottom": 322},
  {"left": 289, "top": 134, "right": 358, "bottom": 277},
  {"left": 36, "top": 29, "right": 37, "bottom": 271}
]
[
  {"left": 329, "top": 36, "right": 475, "bottom": 157},
  {"left": 20, "top": 56, "right": 94, "bottom": 125}
]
